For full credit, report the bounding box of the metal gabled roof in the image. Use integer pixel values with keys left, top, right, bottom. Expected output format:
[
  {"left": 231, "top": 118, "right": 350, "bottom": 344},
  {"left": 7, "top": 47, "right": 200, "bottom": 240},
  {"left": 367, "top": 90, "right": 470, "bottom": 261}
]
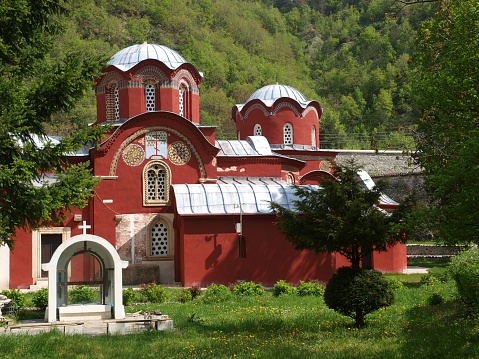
[
  {"left": 172, "top": 179, "right": 317, "bottom": 215},
  {"left": 216, "top": 136, "right": 273, "bottom": 157}
]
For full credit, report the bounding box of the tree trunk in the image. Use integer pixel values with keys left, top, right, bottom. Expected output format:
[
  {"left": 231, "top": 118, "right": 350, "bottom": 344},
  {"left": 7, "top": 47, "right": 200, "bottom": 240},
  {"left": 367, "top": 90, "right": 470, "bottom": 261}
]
[{"left": 355, "top": 308, "right": 365, "bottom": 328}]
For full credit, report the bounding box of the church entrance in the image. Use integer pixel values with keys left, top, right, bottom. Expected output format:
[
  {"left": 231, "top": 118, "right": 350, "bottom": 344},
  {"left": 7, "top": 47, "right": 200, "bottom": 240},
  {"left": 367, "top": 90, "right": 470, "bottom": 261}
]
[{"left": 40, "top": 234, "right": 62, "bottom": 277}]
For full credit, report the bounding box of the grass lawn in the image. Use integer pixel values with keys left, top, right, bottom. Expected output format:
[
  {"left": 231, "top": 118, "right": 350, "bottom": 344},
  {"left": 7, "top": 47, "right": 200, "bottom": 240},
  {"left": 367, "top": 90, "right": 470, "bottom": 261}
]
[{"left": 1, "top": 266, "right": 478, "bottom": 358}]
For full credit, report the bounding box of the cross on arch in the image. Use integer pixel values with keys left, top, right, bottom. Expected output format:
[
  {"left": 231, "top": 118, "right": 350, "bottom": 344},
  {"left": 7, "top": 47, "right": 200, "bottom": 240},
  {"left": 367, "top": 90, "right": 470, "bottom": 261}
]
[{"left": 79, "top": 221, "right": 91, "bottom": 235}]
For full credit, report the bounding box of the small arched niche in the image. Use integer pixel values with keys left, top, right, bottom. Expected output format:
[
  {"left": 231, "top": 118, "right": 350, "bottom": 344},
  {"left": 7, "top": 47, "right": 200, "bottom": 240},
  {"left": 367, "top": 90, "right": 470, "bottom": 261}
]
[{"left": 42, "top": 234, "right": 128, "bottom": 323}]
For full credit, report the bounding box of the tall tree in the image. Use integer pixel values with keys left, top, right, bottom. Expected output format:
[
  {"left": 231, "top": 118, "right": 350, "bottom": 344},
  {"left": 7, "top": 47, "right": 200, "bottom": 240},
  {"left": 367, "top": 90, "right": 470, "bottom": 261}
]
[
  {"left": 270, "top": 161, "right": 412, "bottom": 270},
  {"left": 0, "top": 0, "right": 107, "bottom": 248},
  {"left": 411, "top": 0, "right": 479, "bottom": 244}
]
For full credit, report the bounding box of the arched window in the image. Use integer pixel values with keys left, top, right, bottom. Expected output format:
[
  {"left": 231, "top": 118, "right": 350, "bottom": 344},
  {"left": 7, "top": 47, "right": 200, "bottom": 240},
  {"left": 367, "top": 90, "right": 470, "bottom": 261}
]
[
  {"left": 105, "top": 82, "right": 119, "bottom": 122},
  {"left": 286, "top": 172, "right": 295, "bottom": 184},
  {"left": 145, "top": 84, "right": 156, "bottom": 112},
  {"left": 114, "top": 87, "right": 120, "bottom": 121},
  {"left": 311, "top": 125, "right": 316, "bottom": 147},
  {"left": 284, "top": 123, "right": 293, "bottom": 145},
  {"left": 147, "top": 216, "right": 174, "bottom": 259},
  {"left": 142, "top": 161, "right": 171, "bottom": 206},
  {"left": 254, "top": 124, "right": 262, "bottom": 136},
  {"left": 178, "top": 81, "right": 190, "bottom": 119}
]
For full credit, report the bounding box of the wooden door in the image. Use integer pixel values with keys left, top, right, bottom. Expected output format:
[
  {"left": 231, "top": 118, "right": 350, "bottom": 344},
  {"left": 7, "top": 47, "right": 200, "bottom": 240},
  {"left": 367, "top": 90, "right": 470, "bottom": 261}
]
[{"left": 41, "top": 234, "right": 62, "bottom": 277}]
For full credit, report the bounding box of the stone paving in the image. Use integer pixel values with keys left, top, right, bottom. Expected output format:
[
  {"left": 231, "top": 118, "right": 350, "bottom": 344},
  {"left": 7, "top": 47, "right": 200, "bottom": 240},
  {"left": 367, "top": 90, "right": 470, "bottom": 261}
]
[{"left": 0, "top": 312, "right": 173, "bottom": 336}]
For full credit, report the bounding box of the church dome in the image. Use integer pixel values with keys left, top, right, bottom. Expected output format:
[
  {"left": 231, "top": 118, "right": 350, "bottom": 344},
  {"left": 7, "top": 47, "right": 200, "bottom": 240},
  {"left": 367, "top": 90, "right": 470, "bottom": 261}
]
[
  {"left": 107, "top": 42, "right": 187, "bottom": 71},
  {"left": 245, "top": 84, "right": 311, "bottom": 108}
]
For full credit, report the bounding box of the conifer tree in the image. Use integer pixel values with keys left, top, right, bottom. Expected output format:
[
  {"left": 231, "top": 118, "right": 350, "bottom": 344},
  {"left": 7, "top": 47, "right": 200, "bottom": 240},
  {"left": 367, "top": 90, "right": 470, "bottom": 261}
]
[
  {"left": 270, "top": 160, "right": 413, "bottom": 270},
  {"left": 0, "top": 0, "right": 107, "bottom": 248}
]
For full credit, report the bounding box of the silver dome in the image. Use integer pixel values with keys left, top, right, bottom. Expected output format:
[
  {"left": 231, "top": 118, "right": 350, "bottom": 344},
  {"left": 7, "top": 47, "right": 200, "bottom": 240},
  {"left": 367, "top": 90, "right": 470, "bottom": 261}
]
[
  {"left": 245, "top": 84, "right": 310, "bottom": 107},
  {"left": 107, "top": 42, "right": 187, "bottom": 71}
]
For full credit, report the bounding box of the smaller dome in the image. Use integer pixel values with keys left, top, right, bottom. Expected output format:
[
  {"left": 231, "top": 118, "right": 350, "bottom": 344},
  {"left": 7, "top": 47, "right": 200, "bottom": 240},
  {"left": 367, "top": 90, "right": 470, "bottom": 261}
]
[
  {"left": 107, "top": 42, "right": 187, "bottom": 71},
  {"left": 245, "top": 84, "right": 310, "bottom": 107}
]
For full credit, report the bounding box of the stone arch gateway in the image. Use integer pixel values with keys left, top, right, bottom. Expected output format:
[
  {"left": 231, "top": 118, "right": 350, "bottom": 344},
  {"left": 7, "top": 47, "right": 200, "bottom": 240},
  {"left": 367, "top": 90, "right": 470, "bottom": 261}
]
[{"left": 42, "top": 234, "right": 128, "bottom": 323}]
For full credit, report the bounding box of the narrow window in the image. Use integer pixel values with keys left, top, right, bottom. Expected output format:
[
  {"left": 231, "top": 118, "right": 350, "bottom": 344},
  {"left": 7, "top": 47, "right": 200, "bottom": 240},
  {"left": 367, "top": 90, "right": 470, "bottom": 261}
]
[
  {"left": 114, "top": 87, "right": 120, "bottom": 121},
  {"left": 179, "top": 85, "right": 185, "bottom": 117},
  {"left": 143, "top": 161, "right": 171, "bottom": 206},
  {"left": 238, "top": 236, "right": 246, "bottom": 258},
  {"left": 254, "top": 124, "right": 262, "bottom": 136},
  {"left": 284, "top": 123, "right": 293, "bottom": 145},
  {"left": 311, "top": 125, "right": 316, "bottom": 147},
  {"left": 105, "top": 83, "right": 118, "bottom": 121},
  {"left": 145, "top": 84, "right": 155, "bottom": 112}
]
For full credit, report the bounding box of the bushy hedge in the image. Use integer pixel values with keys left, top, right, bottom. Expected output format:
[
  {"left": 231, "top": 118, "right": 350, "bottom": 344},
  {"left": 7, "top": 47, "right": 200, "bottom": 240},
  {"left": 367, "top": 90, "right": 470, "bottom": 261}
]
[
  {"left": 232, "top": 281, "right": 264, "bottom": 296},
  {"left": 273, "top": 280, "right": 295, "bottom": 296},
  {"left": 68, "top": 285, "right": 98, "bottom": 304},
  {"left": 449, "top": 247, "right": 479, "bottom": 306},
  {"left": 32, "top": 288, "right": 48, "bottom": 309},
  {"left": 140, "top": 283, "right": 167, "bottom": 303},
  {"left": 1, "top": 289, "right": 26, "bottom": 313},
  {"left": 324, "top": 267, "right": 394, "bottom": 328},
  {"left": 202, "top": 284, "right": 231, "bottom": 302},
  {"left": 297, "top": 280, "right": 325, "bottom": 297}
]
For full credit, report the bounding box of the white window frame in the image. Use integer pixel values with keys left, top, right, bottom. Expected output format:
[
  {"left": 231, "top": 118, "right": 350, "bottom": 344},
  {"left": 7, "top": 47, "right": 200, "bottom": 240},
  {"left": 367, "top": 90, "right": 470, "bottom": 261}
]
[{"left": 142, "top": 160, "right": 171, "bottom": 206}]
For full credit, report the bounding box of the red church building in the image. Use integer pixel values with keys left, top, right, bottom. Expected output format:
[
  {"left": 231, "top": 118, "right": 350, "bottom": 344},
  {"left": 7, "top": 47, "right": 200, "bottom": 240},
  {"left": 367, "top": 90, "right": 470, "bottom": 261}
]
[{"left": 0, "top": 43, "right": 406, "bottom": 290}]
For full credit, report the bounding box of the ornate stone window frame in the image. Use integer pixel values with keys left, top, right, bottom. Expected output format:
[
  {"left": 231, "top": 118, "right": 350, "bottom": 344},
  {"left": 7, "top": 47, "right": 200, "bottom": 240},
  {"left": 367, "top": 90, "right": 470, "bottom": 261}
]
[
  {"left": 32, "top": 227, "right": 71, "bottom": 284},
  {"left": 146, "top": 215, "right": 174, "bottom": 261},
  {"left": 284, "top": 123, "right": 293, "bottom": 145},
  {"left": 142, "top": 160, "right": 171, "bottom": 206},
  {"left": 178, "top": 79, "right": 190, "bottom": 119},
  {"left": 106, "top": 81, "right": 119, "bottom": 121},
  {"left": 254, "top": 124, "right": 262, "bottom": 136}
]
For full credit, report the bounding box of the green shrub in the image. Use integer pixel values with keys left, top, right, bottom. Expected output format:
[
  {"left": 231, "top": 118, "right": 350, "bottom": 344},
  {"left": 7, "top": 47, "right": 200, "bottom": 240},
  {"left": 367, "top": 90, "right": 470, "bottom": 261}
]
[
  {"left": 428, "top": 292, "right": 444, "bottom": 306},
  {"left": 202, "top": 284, "right": 231, "bottom": 302},
  {"left": 68, "top": 285, "right": 98, "bottom": 304},
  {"left": 449, "top": 247, "right": 479, "bottom": 305},
  {"left": 297, "top": 280, "right": 325, "bottom": 297},
  {"left": 188, "top": 285, "right": 202, "bottom": 299},
  {"left": 273, "top": 280, "right": 295, "bottom": 296},
  {"left": 177, "top": 289, "right": 193, "bottom": 303},
  {"left": 1, "top": 289, "right": 26, "bottom": 311},
  {"left": 232, "top": 281, "right": 264, "bottom": 296},
  {"left": 324, "top": 267, "right": 394, "bottom": 328},
  {"left": 122, "top": 287, "right": 136, "bottom": 306},
  {"left": 140, "top": 283, "right": 167, "bottom": 303},
  {"left": 420, "top": 274, "right": 442, "bottom": 287},
  {"left": 32, "top": 288, "right": 48, "bottom": 309},
  {"left": 387, "top": 277, "right": 404, "bottom": 290}
]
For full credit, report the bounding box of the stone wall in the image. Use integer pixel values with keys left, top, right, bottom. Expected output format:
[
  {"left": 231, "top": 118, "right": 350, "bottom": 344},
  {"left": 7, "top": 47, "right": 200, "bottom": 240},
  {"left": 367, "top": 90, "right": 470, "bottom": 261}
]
[{"left": 335, "top": 150, "right": 426, "bottom": 203}]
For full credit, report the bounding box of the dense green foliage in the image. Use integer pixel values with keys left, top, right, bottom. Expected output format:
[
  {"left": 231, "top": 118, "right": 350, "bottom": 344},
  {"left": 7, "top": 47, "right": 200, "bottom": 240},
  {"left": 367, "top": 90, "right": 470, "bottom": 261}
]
[
  {"left": 68, "top": 285, "right": 99, "bottom": 304},
  {"left": 296, "top": 280, "right": 325, "bottom": 297},
  {"left": 232, "top": 281, "right": 265, "bottom": 296},
  {"left": 273, "top": 279, "right": 295, "bottom": 296},
  {"left": 324, "top": 267, "right": 394, "bottom": 327},
  {"left": 0, "top": 289, "right": 26, "bottom": 312},
  {"left": 32, "top": 288, "right": 49, "bottom": 310},
  {"left": 411, "top": 0, "right": 479, "bottom": 245},
  {"left": 5, "top": 269, "right": 476, "bottom": 358},
  {"left": 45, "top": 0, "right": 437, "bottom": 145},
  {"left": 270, "top": 160, "right": 414, "bottom": 270},
  {"left": 140, "top": 283, "right": 167, "bottom": 303},
  {"left": 0, "top": 0, "right": 108, "bottom": 247},
  {"left": 449, "top": 247, "right": 479, "bottom": 306}
]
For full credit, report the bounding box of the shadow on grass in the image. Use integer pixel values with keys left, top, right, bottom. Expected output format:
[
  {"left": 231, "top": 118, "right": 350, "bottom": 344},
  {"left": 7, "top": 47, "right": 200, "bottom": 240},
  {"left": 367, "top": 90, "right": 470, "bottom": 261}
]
[{"left": 398, "top": 300, "right": 479, "bottom": 358}]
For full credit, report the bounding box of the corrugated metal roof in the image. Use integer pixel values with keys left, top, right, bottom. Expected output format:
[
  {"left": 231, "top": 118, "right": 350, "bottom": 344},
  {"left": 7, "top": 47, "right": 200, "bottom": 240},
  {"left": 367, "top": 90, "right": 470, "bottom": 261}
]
[
  {"left": 216, "top": 136, "right": 272, "bottom": 156},
  {"left": 172, "top": 179, "right": 314, "bottom": 215}
]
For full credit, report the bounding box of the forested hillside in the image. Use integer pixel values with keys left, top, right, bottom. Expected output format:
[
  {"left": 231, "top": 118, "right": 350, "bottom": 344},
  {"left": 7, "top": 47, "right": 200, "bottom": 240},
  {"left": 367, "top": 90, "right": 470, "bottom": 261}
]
[{"left": 52, "top": 0, "right": 437, "bottom": 147}]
